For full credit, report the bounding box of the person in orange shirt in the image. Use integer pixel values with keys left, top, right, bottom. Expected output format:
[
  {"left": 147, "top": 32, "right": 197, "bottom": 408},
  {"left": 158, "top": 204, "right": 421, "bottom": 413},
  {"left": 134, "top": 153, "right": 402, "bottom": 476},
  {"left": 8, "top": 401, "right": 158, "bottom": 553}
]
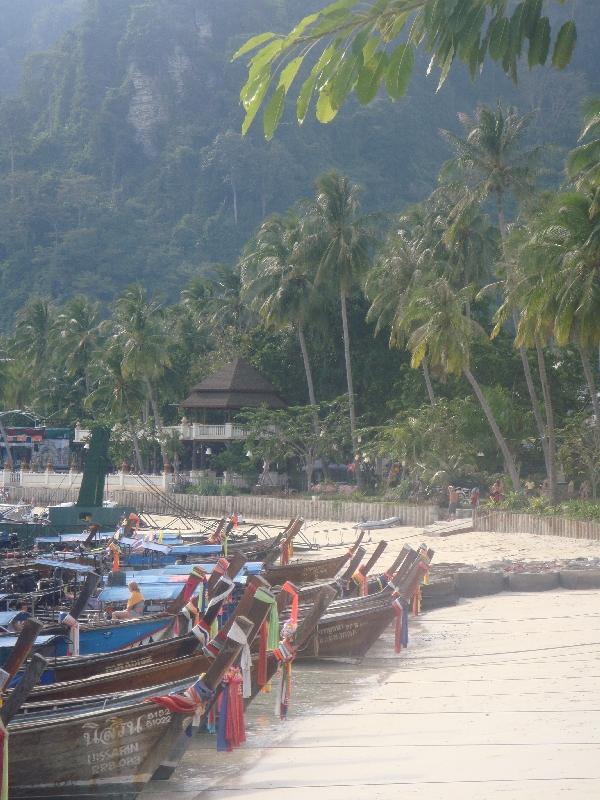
[{"left": 112, "top": 581, "right": 145, "bottom": 619}]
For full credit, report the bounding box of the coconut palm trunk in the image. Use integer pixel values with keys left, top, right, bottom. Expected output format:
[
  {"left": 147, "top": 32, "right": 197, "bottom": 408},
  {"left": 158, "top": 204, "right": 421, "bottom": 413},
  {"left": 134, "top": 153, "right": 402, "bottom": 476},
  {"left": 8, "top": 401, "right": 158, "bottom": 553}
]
[
  {"left": 422, "top": 360, "right": 436, "bottom": 406},
  {"left": 498, "top": 198, "right": 551, "bottom": 472},
  {"left": 144, "top": 377, "right": 168, "bottom": 467},
  {"left": 578, "top": 343, "right": 600, "bottom": 437},
  {"left": 125, "top": 411, "right": 144, "bottom": 473},
  {"left": 340, "top": 288, "right": 361, "bottom": 487},
  {"left": 298, "top": 323, "right": 318, "bottom": 409},
  {"left": 535, "top": 342, "right": 558, "bottom": 503},
  {"left": 463, "top": 367, "right": 520, "bottom": 491}
]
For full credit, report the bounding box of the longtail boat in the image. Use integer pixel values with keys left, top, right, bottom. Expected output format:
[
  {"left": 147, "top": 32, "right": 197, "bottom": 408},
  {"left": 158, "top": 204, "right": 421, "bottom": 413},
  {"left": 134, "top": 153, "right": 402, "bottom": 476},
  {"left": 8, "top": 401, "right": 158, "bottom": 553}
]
[
  {"left": 293, "top": 540, "right": 389, "bottom": 603},
  {"left": 1, "top": 559, "right": 228, "bottom": 665},
  {"left": 13, "top": 556, "right": 247, "bottom": 686},
  {"left": 23, "top": 573, "right": 270, "bottom": 701},
  {"left": 150, "top": 582, "right": 337, "bottom": 782},
  {"left": 264, "top": 531, "right": 365, "bottom": 585},
  {"left": 6, "top": 616, "right": 254, "bottom": 799},
  {"left": 294, "top": 547, "right": 430, "bottom": 660}
]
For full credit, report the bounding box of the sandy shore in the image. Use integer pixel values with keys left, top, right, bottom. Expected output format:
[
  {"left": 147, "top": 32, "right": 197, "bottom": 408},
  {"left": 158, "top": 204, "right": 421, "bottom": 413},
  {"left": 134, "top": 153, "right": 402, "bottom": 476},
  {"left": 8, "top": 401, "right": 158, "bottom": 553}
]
[
  {"left": 133, "top": 517, "right": 600, "bottom": 798},
  {"left": 146, "top": 513, "right": 600, "bottom": 567},
  {"left": 141, "top": 585, "right": 600, "bottom": 800}
]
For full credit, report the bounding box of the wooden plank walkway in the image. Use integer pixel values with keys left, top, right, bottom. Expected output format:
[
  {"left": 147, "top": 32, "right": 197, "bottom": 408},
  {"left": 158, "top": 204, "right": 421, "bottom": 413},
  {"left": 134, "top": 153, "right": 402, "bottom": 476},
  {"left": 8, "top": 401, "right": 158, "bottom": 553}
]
[{"left": 142, "top": 589, "right": 600, "bottom": 800}]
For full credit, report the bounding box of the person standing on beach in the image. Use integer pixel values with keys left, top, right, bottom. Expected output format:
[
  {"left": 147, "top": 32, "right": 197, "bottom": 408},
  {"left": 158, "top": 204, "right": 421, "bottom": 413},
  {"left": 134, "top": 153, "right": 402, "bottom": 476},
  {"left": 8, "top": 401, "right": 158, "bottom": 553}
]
[
  {"left": 447, "top": 485, "right": 459, "bottom": 520},
  {"left": 490, "top": 479, "right": 504, "bottom": 503},
  {"left": 470, "top": 487, "right": 480, "bottom": 520}
]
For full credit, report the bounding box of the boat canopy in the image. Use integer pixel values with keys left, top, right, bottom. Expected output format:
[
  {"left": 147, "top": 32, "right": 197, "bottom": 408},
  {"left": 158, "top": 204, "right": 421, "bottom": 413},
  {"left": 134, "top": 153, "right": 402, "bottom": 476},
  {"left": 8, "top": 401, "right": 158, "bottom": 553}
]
[
  {"left": 125, "top": 561, "right": 262, "bottom": 579},
  {"left": 35, "top": 532, "right": 114, "bottom": 545},
  {"left": 98, "top": 584, "right": 194, "bottom": 603},
  {"left": 32, "top": 558, "right": 98, "bottom": 573}
]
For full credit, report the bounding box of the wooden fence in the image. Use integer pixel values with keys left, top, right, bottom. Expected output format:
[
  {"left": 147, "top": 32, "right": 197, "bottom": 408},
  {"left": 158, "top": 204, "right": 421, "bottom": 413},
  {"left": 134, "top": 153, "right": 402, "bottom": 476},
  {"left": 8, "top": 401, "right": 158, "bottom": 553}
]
[
  {"left": 479, "top": 510, "right": 600, "bottom": 541},
  {"left": 5, "top": 485, "right": 438, "bottom": 526}
]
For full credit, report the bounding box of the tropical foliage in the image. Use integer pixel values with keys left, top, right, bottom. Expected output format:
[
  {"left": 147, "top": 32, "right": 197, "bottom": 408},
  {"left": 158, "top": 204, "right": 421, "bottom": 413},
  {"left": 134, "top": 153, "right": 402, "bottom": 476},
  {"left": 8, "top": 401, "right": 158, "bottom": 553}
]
[{"left": 234, "top": 0, "right": 577, "bottom": 137}]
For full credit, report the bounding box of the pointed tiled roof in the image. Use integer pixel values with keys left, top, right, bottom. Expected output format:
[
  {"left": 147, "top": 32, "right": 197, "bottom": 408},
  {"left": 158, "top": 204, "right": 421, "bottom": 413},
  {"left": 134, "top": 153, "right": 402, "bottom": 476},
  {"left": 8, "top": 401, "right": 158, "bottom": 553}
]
[{"left": 182, "top": 358, "right": 286, "bottom": 410}]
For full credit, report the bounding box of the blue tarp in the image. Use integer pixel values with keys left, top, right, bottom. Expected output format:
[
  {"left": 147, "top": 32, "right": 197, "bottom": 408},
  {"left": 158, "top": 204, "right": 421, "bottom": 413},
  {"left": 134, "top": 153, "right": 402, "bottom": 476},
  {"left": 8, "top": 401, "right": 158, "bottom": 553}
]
[
  {"left": 0, "top": 612, "right": 19, "bottom": 629},
  {"left": 33, "top": 558, "right": 97, "bottom": 573},
  {"left": 98, "top": 584, "right": 194, "bottom": 603},
  {"left": 35, "top": 532, "right": 114, "bottom": 544}
]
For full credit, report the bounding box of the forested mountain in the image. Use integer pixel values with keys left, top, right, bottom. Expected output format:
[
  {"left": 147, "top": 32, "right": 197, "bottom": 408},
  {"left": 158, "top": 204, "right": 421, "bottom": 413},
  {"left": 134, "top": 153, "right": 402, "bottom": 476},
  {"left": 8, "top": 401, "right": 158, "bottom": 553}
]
[{"left": 0, "top": 0, "right": 597, "bottom": 322}]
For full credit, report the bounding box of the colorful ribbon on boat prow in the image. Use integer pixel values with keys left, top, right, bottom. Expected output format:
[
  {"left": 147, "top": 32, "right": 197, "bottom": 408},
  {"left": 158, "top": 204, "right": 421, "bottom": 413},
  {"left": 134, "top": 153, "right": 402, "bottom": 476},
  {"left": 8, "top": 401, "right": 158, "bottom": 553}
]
[
  {"left": 391, "top": 593, "right": 409, "bottom": 654},
  {"left": 62, "top": 612, "right": 80, "bottom": 656},
  {"left": 280, "top": 537, "right": 293, "bottom": 566},
  {"left": 107, "top": 541, "right": 121, "bottom": 572},
  {"left": 352, "top": 567, "right": 368, "bottom": 596},
  {"left": 255, "top": 588, "right": 279, "bottom": 689},
  {"left": 191, "top": 617, "right": 211, "bottom": 647},
  {"left": 217, "top": 666, "right": 245, "bottom": 751},
  {"left": 411, "top": 558, "right": 430, "bottom": 616},
  {"left": 273, "top": 620, "right": 298, "bottom": 720},
  {"left": 147, "top": 674, "right": 215, "bottom": 733},
  {"left": 227, "top": 620, "right": 252, "bottom": 699},
  {"left": 280, "top": 582, "right": 298, "bottom": 624},
  {"left": 211, "top": 557, "right": 229, "bottom": 579}
]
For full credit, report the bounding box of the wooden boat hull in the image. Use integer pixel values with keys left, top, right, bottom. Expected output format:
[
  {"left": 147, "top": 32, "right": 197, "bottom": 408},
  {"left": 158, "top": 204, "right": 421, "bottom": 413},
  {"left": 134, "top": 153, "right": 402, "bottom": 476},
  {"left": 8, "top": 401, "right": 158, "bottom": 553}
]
[
  {"left": 9, "top": 700, "right": 189, "bottom": 799},
  {"left": 36, "top": 634, "right": 198, "bottom": 685},
  {"left": 298, "top": 601, "right": 394, "bottom": 660},
  {"left": 265, "top": 552, "right": 348, "bottom": 585},
  {"left": 30, "top": 652, "right": 209, "bottom": 702},
  {"left": 35, "top": 615, "right": 175, "bottom": 660}
]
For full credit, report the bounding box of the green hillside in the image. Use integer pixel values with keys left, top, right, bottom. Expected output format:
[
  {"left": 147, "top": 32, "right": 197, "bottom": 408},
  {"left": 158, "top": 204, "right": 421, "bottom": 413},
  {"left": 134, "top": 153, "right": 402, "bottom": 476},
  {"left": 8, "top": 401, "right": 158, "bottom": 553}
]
[{"left": 0, "top": 0, "right": 596, "bottom": 322}]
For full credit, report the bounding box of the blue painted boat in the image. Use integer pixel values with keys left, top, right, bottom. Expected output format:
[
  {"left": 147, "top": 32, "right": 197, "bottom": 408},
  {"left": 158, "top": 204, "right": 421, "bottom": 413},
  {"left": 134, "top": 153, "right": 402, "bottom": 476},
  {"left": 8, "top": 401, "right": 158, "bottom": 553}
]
[
  {"left": 121, "top": 540, "right": 224, "bottom": 567},
  {"left": 47, "top": 614, "right": 175, "bottom": 657}
]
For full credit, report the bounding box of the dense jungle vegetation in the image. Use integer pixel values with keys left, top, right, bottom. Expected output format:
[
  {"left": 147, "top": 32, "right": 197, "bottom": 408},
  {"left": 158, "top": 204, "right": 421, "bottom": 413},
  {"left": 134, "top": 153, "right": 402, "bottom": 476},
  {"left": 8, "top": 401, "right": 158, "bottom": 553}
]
[{"left": 1, "top": 1, "right": 600, "bottom": 501}]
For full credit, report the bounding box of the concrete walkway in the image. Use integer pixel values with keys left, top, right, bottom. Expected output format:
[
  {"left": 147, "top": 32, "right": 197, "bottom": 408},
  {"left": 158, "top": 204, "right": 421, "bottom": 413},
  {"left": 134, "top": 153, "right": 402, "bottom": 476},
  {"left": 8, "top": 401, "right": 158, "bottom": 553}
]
[{"left": 142, "top": 589, "right": 600, "bottom": 800}]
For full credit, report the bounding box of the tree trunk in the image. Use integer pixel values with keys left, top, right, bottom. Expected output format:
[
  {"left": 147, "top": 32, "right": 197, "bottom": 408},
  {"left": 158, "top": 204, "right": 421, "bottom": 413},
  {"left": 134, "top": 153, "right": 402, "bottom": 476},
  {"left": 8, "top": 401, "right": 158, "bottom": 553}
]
[
  {"left": 340, "top": 289, "right": 361, "bottom": 488},
  {"left": 497, "top": 193, "right": 550, "bottom": 471},
  {"left": 578, "top": 343, "right": 600, "bottom": 436},
  {"left": 422, "top": 360, "right": 436, "bottom": 406},
  {"left": 463, "top": 367, "right": 520, "bottom": 491},
  {"left": 535, "top": 342, "right": 558, "bottom": 503},
  {"left": 0, "top": 416, "right": 14, "bottom": 470},
  {"left": 125, "top": 411, "right": 144, "bottom": 473},
  {"left": 144, "top": 377, "right": 168, "bottom": 465},
  {"left": 298, "top": 323, "right": 321, "bottom": 447},
  {"left": 298, "top": 323, "right": 317, "bottom": 407}
]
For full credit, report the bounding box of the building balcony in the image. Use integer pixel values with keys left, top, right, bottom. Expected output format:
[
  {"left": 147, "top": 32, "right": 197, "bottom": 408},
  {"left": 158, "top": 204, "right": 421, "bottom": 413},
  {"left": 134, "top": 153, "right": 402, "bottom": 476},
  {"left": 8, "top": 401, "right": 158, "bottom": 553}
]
[{"left": 164, "top": 422, "right": 248, "bottom": 441}]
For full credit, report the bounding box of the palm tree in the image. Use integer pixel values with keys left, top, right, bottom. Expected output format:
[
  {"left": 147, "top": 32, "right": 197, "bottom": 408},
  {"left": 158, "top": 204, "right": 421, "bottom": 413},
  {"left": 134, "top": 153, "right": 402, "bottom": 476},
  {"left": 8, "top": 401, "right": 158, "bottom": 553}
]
[
  {"left": 13, "top": 297, "right": 55, "bottom": 403},
  {"left": 53, "top": 295, "right": 102, "bottom": 397},
  {"left": 401, "top": 278, "right": 521, "bottom": 490},
  {"left": 111, "top": 286, "right": 171, "bottom": 466},
  {"left": 567, "top": 96, "right": 600, "bottom": 216},
  {"left": 305, "top": 172, "right": 375, "bottom": 478},
  {"left": 241, "top": 212, "right": 322, "bottom": 410},
  {"left": 366, "top": 227, "right": 437, "bottom": 405},
  {"left": 204, "top": 264, "right": 255, "bottom": 335},
  {"left": 86, "top": 343, "right": 146, "bottom": 471},
  {"left": 517, "top": 191, "right": 600, "bottom": 434},
  {"left": 441, "top": 103, "right": 551, "bottom": 483},
  {"left": 495, "top": 227, "right": 560, "bottom": 501}
]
